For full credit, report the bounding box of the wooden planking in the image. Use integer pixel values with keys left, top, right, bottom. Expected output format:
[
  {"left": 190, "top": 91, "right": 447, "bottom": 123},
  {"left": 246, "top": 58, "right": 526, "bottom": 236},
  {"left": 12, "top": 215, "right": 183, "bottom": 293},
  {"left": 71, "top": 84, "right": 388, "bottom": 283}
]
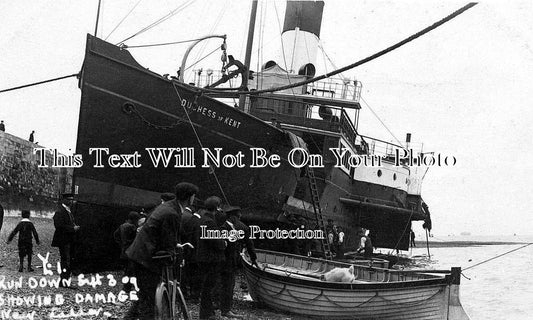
[
  {"left": 244, "top": 250, "right": 453, "bottom": 319},
  {"left": 245, "top": 269, "right": 448, "bottom": 319}
]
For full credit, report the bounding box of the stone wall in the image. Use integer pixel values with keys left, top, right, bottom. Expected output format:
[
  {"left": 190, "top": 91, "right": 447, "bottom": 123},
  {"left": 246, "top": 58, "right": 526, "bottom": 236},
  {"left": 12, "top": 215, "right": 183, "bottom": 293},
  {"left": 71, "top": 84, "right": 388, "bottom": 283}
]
[{"left": 0, "top": 131, "right": 72, "bottom": 217}]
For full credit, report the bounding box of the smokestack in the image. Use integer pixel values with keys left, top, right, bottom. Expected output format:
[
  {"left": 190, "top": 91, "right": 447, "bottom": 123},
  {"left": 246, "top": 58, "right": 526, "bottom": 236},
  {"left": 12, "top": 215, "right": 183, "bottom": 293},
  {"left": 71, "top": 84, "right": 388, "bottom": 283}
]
[{"left": 281, "top": 1, "right": 324, "bottom": 75}]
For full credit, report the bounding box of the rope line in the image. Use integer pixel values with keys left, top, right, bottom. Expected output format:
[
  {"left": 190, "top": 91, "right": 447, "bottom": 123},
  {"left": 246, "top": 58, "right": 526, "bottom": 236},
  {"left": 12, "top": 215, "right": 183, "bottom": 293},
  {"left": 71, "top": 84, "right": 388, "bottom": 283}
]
[
  {"left": 463, "top": 242, "right": 533, "bottom": 271},
  {"left": 361, "top": 97, "right": 406, "bottom": 148},
  {"left": 171, "top": 83, "right": 229, "bottom": 204},
  {"left": 117, "top": 0, "right": 195, "bottom": 45},
  {"left": 123, "top": 37, "right": 210, "bottom": 49},
  {"left": 197, "top": 2, "right": 477, "bottom": 96},
  {"left": 0, "top": 73, "right": 79, "bottom": 94},
  {"left": 184, "top": 46, "right": 220, "bottom": 72},
  {"left": 105, "top": 0, "right": 143, "bottom": 41}
]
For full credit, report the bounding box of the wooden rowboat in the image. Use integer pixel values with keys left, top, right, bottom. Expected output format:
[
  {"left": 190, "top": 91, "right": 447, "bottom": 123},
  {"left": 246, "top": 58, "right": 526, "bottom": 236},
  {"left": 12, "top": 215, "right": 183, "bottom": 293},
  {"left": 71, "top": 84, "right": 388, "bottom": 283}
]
[{"left": 242, "top": 249, "right": 469, "bottom": 320}]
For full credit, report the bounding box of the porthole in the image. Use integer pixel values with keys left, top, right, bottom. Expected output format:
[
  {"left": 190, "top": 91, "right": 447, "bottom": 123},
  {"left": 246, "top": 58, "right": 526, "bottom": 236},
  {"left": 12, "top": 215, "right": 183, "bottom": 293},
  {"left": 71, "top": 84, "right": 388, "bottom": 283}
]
[
  {"left": 393, "top": 173, "right": 397, "bottom": 181},
  {"left": 377, "top": 170, "right": 382, "bottom": 177}
]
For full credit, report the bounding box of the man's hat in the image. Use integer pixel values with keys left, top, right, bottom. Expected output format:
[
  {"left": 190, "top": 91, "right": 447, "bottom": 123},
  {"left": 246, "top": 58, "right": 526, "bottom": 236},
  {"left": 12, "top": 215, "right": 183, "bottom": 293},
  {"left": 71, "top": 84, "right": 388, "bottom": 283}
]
[
  {"left": 204, "top": 196, "right": 222, "bottom": 211},
  {"left": 160, "top": 192, "right": 175, "bottom": 202}
]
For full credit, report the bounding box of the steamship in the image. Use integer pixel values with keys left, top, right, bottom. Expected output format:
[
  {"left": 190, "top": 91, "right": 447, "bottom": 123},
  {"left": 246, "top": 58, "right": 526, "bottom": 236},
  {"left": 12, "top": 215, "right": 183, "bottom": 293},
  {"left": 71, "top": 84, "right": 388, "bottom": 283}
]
[{"left": 72, "top": 0, "right": 431, "bottom": 268}]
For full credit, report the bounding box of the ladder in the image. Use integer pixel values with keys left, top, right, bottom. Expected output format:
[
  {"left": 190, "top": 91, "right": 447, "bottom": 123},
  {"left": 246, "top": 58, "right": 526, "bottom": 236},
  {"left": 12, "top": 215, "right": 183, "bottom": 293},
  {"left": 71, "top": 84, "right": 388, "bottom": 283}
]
[{"left": 306, "top": 166, "right": 333, "bottom": 260}]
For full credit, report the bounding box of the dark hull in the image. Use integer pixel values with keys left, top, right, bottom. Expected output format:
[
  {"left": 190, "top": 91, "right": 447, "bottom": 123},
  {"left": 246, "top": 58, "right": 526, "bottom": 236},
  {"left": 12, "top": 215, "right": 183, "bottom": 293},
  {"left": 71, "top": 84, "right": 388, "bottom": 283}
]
[
  {"left": 71, "top": 35, "right": 428, "bottom": 270},
  {"left": 73, "top": 35, "right": 301, "bottom": 269}
]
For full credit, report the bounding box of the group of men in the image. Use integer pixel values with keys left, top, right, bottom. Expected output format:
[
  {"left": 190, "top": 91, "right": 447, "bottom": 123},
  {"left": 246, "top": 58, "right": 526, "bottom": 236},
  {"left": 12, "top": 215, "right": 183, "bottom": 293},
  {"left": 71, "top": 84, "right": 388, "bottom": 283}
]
[
  {"left": 50, "top": 182, "right": 257, "bottom": 319},
  {"left": 121, "top": 182, "right": 256, "bottom": 320}
]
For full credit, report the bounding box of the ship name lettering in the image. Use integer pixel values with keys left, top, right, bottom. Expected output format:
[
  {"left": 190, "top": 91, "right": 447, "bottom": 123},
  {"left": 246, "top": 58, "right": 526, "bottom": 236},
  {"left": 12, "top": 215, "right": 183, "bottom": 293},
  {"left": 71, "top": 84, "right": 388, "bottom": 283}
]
[{"left": 223, "top": 117, "right": 241, "bottom": 128}]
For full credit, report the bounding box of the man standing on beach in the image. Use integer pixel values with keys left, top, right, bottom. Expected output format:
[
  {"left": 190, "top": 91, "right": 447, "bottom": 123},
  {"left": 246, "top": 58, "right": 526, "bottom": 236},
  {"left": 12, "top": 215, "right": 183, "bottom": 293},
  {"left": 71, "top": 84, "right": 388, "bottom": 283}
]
[
  {"left": 0, "top": 201, "right": 4, "bottom": 234},
  {"left": 51, "top": 193, "right": 80, "bottom": 286},
  {"left": 219, "top": 206, "right": 257, "bottom": 319},
  {"left": 125, "top": 182, "right": 198, "bottom": 319},
  {"left": 197, "top": 196, "right": 226, "bottom": 320}
]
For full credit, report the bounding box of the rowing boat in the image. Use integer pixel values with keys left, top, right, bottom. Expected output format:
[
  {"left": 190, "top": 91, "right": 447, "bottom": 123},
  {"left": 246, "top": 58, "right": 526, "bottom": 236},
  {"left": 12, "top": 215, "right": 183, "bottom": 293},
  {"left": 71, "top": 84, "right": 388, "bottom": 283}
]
[{"left": 242, "top": 249, "right": 469, "bottom": 319}]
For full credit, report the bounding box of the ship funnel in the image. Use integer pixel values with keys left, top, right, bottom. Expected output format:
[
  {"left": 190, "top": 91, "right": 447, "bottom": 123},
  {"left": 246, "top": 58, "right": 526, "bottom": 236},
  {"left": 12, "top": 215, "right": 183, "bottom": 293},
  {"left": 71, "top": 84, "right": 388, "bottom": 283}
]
[{"left": 281, "top": 0, "right": 324, "bottom": 74}]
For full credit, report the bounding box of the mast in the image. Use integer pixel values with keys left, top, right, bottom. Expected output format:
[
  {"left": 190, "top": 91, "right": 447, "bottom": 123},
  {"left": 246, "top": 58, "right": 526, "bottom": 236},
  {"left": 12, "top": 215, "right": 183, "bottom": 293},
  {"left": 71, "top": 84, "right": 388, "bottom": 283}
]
[
  {"left": 238, "top": 0, "right": 259, "bottom": 111},
  {"left": 94, "top": 0, "right": 102, "bottom": 37}
]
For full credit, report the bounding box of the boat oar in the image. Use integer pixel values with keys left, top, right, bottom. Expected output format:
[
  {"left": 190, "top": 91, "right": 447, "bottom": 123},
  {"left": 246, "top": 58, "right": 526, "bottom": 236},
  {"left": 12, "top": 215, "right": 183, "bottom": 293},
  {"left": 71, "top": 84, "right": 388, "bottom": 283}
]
[{"left": 260, "top": 264, "right": 324, "bottom": 280}]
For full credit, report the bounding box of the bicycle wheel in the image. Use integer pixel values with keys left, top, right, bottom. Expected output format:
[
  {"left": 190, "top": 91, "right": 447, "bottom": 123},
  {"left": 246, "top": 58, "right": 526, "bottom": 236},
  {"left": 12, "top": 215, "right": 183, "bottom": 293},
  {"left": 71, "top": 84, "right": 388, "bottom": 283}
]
[
  {"left": 155, "top": 282, "right": 172, "bottom": 320},
  {"left": 174, "top": 285, "right": 190, "bottom": 320}
]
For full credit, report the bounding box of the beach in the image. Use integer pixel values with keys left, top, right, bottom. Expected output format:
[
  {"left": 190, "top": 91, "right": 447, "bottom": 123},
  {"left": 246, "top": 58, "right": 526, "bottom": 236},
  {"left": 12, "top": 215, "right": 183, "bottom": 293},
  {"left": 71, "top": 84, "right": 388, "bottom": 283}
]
[
  {"left": 0, "top": 217, "right": 308, "bottom": 320},
  {"left": 2, "top": 216, "right": 532, "bottom": 319}
]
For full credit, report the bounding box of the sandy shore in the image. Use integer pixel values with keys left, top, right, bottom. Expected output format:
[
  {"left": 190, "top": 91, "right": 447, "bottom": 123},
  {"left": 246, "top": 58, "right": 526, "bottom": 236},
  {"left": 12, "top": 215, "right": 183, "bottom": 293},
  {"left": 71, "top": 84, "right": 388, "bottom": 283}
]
[
  {"left": 0, "top": 216, "right": 308, "bottom": 320},
  {"left": 2, "top": 216, "right": 523, "bottom": 319}
]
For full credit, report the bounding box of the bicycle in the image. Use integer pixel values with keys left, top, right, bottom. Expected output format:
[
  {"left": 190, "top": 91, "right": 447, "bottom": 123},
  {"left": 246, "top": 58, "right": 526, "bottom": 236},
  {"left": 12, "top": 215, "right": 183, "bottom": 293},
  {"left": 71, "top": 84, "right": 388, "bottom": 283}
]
[{"left": 152, "top": 243, "right": 193, "bottom": 320}]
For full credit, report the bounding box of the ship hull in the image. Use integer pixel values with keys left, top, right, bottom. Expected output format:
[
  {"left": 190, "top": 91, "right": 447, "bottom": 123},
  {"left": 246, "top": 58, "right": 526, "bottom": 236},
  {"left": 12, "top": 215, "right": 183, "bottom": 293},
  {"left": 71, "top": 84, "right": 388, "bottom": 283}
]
[{"left": 73, "top": 35, "right": 301, "bottom": 269}]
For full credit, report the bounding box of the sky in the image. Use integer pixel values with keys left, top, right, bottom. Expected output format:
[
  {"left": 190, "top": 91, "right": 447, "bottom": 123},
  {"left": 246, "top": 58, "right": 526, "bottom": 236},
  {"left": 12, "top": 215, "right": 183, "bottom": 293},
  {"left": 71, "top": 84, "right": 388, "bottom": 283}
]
[{"left": 1, "top": 0, "right": 532, "bottom": 237}]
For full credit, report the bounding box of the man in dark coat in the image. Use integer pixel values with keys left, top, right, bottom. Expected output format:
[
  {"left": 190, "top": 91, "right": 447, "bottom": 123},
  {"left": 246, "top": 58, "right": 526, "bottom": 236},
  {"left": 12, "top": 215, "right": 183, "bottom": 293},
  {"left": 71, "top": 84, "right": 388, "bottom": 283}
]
[
  {"left": 7, "top": 210, "right": 40, "bottom": 272},
  {"left": 113, "top": 211, "right": 140, "bottom": 292},
  {"left": 0, "top": 201, "right": 4, "bottom": 235},
  {"left": 219, "top": 206, "right": 257, "bottom": 319},
  {"left": 125, "top": 182, "right": 198, "bottom": 320},
  {"left": 182, "top": 197, "right": 218, "bottom": 301},
  {"left": 197, "top": 197, "right": 226, "bottom": 320},
  {"left": 51, "top": 194, "right": 79, "bottom": 286}
]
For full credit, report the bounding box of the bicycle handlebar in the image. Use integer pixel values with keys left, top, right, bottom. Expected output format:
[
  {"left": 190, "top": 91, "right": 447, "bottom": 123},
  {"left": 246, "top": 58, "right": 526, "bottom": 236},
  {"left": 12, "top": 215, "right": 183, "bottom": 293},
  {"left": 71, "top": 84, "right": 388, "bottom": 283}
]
[{"left": 152, "top": 243, "right": 194, "bottom": 260}]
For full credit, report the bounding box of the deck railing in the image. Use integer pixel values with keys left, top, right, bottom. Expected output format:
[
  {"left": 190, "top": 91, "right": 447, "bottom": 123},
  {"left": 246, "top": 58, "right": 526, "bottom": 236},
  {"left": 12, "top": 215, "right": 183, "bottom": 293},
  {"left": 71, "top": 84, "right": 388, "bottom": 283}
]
[{"left": 191, "top": 69, "right": 362, "bottom": 102}]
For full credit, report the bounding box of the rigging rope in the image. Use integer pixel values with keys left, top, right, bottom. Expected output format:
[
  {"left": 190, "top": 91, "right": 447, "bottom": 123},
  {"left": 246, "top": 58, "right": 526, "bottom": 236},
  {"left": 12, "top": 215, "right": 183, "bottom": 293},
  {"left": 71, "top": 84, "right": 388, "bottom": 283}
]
[
  {"left": 0, "top": 73, "right": 79, "bottom": 94},
  {"left": 117, "top": 0, "right": 195, "bottom": 45},
  {"left": 391, "top": 208, "right": 415, "bottom": 252},
  {"left": 273, "top": 1, "right": 297, "bottom": 95},
  {"left": 317, "top": 42, "right": 349, "bottom": 82},
  {"left": 463, "top": 242, "right": 533, "bottom": 271},
  {"left": 190, "top": 0, "right": 226, "bottom": 80},
  {"left": 170, "top": 83, "right": 229, "bottom": 204},
  {"left": 122, "top": 37, "right": 207, "bottom": 49},
  {"left": 105, "top": 0, "right": 143, "bottom": 41},
  {"left": 360, "top": 97, "right": 406, "bottom": 148},
  {"left": 184, "top": 46, "right": 220, "bottom": 72},
  {"left": 197, "top": 2, "right": 478, "bottom": 96}
]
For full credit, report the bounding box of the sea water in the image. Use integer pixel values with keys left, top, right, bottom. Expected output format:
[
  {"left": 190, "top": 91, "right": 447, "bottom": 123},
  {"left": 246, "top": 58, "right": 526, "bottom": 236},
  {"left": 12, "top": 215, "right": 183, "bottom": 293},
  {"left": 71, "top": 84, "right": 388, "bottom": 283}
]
[{"left": 403, "top": 235, "right": 533, "bottom": 320}]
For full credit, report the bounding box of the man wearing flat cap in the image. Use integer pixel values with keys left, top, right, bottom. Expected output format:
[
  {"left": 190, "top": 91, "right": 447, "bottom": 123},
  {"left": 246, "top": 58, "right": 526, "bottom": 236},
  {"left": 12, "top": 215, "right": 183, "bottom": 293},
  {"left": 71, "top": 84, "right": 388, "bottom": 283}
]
[
  {"left": 219, "top": 205, "right": 257, "bottom": 319},
  {"left": 52, "top": 193, "right": 80, "bottom": 286},
  {"left": 197, "top": 196, "right": 226, "bottom": 320},
  {"left": 160, "top": 192, "right": 175, "bottom": 203},
  {"left": 125, "top": 182, "right": 198, "bottom": 319}
]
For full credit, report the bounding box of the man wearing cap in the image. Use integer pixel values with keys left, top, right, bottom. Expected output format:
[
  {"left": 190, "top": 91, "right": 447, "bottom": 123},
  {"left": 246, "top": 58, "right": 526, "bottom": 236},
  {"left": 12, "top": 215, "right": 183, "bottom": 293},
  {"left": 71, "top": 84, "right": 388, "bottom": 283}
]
[
  {"left": 219, "top": 206, "right": 257, "bottom": 319},
  {"left": 125, "top": 182, "right": 198, "bottom": 319},
  {"left": 183, "top": 196, "right": 219, "bottom": 301},
  {"left": 197, "top": 196, "right": 226, "bottom": 320},
  {"left": 52, "top": 193, "right": 80, "bottom": 286},
  {"left": 160, "top": 192, "right": 175, "bottom": 203}
]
